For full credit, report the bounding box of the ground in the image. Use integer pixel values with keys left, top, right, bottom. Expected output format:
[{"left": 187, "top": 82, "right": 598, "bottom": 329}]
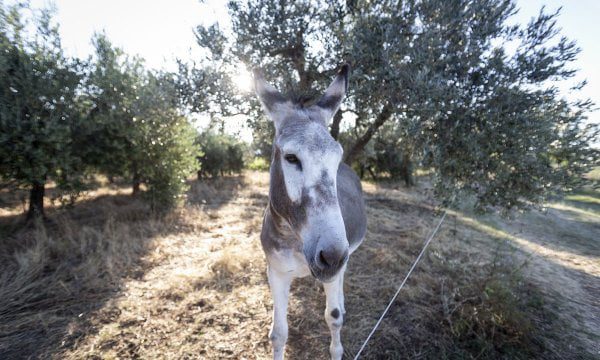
[{"left": 0, "top": 171, "right": 598, "bottom": 359}]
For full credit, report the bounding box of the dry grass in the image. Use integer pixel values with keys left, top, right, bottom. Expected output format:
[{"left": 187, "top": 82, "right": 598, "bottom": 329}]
[{"left": 0, "top": 171, "right": 598, "bottom": 359}]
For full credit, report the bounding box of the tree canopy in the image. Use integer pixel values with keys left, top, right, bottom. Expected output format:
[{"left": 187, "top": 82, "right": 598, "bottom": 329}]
[
  {"left": 0, "top": 3, "right": 200, "bottom": 218},
  {"left": 85, "top": 34, "right": 198, "bottom": 210},
  {"left": 0, "top": 0, "right": 597, "bottom": 218},
  {"left": 186, "top": 0, "right": 598, "bottom": 211},
  {"left": 0, "top": 3, "right": 86, "bottom": 218}
]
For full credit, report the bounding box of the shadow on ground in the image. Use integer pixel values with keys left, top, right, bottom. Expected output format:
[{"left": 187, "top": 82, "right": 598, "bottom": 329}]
[
  {"left": 186, "top": 175, "right": 247, "bottom": 210},
  {"left": 0, "top": 178, "right": 228, "bottom": 359},
  {"left": 4, "top": 173, "right": 597, "bottom": 359},
  {"left": 279, "top": 186, "right": 599, "bottom": 359}
]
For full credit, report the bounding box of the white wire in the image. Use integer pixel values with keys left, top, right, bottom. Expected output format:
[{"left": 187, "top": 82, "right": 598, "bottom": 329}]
[{"left": 353, "top": 210, "right": 448, "bottom": 360}]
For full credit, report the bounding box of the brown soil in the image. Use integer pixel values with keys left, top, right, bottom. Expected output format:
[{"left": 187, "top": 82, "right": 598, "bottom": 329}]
[{"left": 1, "top": 172, "right": 598, "bottom": 359}]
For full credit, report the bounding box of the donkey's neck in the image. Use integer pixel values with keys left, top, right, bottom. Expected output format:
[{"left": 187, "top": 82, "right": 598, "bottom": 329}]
[{"left": 262, "top": 205, "right": 302, "bottom": 252}]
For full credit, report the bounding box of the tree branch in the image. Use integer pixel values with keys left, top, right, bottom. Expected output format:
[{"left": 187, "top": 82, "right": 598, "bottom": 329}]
[{"left": 344, "top": 104, "right": 393, "bottom": 164}]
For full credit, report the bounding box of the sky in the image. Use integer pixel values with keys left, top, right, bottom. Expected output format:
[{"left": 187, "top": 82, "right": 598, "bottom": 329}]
[
  {"left": 26, "top": 0, "right": 600, "bottom": 132},
  {"left": 513, "top": 1, "right": 600, "bottom": 119}
]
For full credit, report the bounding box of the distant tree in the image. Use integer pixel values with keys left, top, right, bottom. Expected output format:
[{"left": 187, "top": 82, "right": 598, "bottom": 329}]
[
  {"left": 196, "top": 131, "right": 246, "bottom": 178},
  {"left": 225, "top": 140, "right": 245, "bottom": 175},
  {"left": 187, "top": 0, "right": 598, "bottom": 211},
  {"left": 85, "top": 33, "right": 144, "bottom": 190},
  {"left": 86, "top": 36, "right": 198, "bottom": 209},
  {"left": 0, "top": 3, "right": 86, "bottom": 219},
  {"left": 131, "top": 72, "right": 198, "bottom": 209}
]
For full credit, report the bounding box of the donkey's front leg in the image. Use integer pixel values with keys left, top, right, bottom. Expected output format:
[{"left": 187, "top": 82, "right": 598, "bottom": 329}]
[
  {"left": 323, "top": 270, "right": 345, "bottom": 360},
  {"left": 267, "top": 265, "right": 292, "bottom": 360},
  {"left": 338, "top": 264, "right": 346, "bottom": 315}
]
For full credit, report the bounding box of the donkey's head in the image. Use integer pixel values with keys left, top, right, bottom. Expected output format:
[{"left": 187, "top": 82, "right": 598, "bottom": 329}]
[{"left": 254, "top": 65, "right": 350, "bottom": 282}]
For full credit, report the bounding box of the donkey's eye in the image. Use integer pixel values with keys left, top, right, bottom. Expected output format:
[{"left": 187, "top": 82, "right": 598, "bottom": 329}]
[{"left": 284, "top": 154, "right": 300, "bottom": 164}]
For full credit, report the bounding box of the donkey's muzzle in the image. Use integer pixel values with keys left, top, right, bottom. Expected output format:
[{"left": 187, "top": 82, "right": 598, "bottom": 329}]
[{"left": 309, "top": 246, "right": 349, "bottom": 282}]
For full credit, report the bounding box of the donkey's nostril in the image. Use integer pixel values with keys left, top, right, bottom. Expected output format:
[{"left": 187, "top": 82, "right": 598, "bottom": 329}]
[
  {"left": 317, "top": 247, "right": 348, "bottom": 270},
  {"left": 319, "top": 250, "right": 330, "bottom": 267}
]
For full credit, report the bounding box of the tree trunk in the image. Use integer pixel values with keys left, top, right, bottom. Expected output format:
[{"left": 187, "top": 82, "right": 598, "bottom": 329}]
[
  {"left": 344, "top": 105, "right": 393, "bottom": 164},
  {"left": 400, "top": 151, "right": 414, "bottom": 187},
  {"left": 132, "top": 180, "right": 141, "bottom": 195},
  {"left": 132, "top": 164, "right": 141, "bottom": 195},
  {"left": 367, "top": 166, "right": 378, "bottom": 181},
  {"left": 27, "top": 181, "right": 45, "bottom": 220},
  {"left": 330, "top": 110, "right": 343, "bottom": 140}
]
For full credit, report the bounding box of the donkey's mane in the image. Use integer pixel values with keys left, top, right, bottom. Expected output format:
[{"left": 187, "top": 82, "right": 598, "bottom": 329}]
[{"left": 284, "top": 89, "right": 321, "bottom": 108}]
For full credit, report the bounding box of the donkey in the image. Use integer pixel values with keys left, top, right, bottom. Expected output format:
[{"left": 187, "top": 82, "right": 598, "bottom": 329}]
[{"left": 253, "top": 64, "right": 367, "bottom": 360}]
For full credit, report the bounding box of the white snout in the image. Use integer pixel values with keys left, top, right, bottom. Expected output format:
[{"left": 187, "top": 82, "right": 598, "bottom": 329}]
[{"left": 302, "top": 206, "right": 348, "bottom": 281}]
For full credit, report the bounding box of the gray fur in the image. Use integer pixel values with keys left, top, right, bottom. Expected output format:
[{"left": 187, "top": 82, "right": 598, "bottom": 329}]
[
  {"left": 259, "top": 107, "right": 366, "bottom": 279},
  {"left": 255, "top": 64, "right": 366, "bottom": 359},
  {"left": 260, "top": 158, "right": 366, "bottom": 255},
  {"left": 336, "top": 163, "right": 367, "bottom": 250}
]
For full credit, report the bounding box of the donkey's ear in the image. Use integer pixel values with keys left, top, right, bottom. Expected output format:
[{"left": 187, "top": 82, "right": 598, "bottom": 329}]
[
  {"left": 253, "top": 68, "right": 287, "bottom": 122},
  {"left": 314, "top": 64, "right": 350, "bottom": 122}
]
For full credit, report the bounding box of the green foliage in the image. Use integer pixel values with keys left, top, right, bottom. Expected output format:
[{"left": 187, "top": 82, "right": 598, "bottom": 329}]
[
  {"left": 189, "top": 0, "right": 598, "bottom": 212},
  {"left": 132, "top": 73, "right": 198, "bottom": 210},
  {"left": 0, "top": 3, "right": 86, "bottom": 217},
  {"left": 248, "top": 157, "right": 270, "bottom": 171},
  {"left": 373, "top": 143, "right": 413, "bottom": 184},
  {"left": 350, "top": 121, "right": 416, "bottom": 184},
  {"left": 587, "top": 167, "right": 600, "bottom": 187},
  {"left": 83, "top": 32, "right": 143, "bottom": 179},
  {"left": 350, "top": 1, "right": 598, "bottom": 210},
  {"left": 196, "top": 131, "right": 246, "bottom": 178},
  {"left": 85, "top": 36, "right": 199, "bottom": 210},
  {"left": 0, "top": 5, "right": 199, "bottom": 216}
]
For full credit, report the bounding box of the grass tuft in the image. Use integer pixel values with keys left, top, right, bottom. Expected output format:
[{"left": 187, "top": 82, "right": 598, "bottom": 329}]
[{"left": 0, "top": 172, "right": 597, "bottom": 359}]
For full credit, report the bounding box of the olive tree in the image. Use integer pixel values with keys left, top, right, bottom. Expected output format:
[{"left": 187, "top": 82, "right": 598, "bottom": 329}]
[
  {"left": 85, "top": 35, "right": 198, "bottom": 209},
  {"left": 131, "top": 71, "right": 198, "bottom": 209},
  {"left": 195, "top": 130, "right": 246, "bottom": 178},
  {"left": 0, "top": 3, "right": 86, "bottom": 218},
  {"left": 85, "top": 33, "right": 144, "bottom": 190},
  {"left": 186, "top": 0, "right": 597, "bottom": 211}
]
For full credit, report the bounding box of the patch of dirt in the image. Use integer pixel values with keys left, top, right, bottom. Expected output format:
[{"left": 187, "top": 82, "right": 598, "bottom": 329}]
[
  {"left": 480, "top": 204, "right": 600, "bottom": 354},
  {"left": 31, "top": 172, "right": 598, "bottom": 359}
]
